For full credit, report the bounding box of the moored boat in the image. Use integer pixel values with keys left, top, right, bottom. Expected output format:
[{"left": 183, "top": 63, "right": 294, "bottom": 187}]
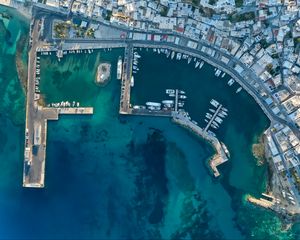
[
  {"left": 146, "top": 102, "right": 161, "bottom": 107},
  {"left": 221, "top": 142, "right": 230, "bottom": 158},
  {"left": 210, "top": 99, "right": 220, "bottom": 108},
  {"left": 166, "top": 89, "right": 175, "bottom": 94},
  {"left": 162, "top": 100, "right": 174, "bottom": 105},
  {"left": 199, "top": 61, "right": 204, "bottom": 69},
  {"left": 236, "top": 87, "right": 242, "bottom": 93},
  {"left": 117, "top": 56, "right": 123, "bottom": 80},
  {"left": 171, "top": 51, "right": 175, "bottom": 59},
  {"left": 227, "top": 78, "right": 235, "bottom": 86}
]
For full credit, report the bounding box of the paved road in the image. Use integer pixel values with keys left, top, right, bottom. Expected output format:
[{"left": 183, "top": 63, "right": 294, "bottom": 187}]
[
  {"left": 23, "top": 19, "right": 46, "bottom": 187},
  {"left": 24, "top": 20, "right": 38, "bottom": 186}
]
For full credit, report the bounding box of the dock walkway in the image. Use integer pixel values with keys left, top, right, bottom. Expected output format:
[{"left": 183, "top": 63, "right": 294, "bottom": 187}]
[
  {"left": 204, "top": 104, "right": 222, "bottom": 132},
  {"left": 131, "top": 109, "right": 172, "bottom": 117},
  {"left": 43, "top": 107, "right": 94, "bottom": 115},
  {"left": 119, "top": 44, "right": 133, "bottom": 114}
]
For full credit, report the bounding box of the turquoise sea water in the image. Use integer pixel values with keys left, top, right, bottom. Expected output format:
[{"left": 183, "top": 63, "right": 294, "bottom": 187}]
[{"left": 1, "top": 6, "right": 300, "bottom": 239}]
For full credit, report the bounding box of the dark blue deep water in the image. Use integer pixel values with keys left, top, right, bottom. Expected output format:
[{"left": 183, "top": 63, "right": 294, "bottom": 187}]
[{"left": 1, "top": 5, "right": 300, "bottom": 240}]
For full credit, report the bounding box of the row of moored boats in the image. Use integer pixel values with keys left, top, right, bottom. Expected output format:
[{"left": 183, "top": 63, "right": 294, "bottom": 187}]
[
  {"left": 131, "top": 51, "right": 141, "bottom": 86},
  {"left": 47, "top": 101, "right": 80, "bottom": 108},
  {"left": 204, "top": 99, "right": 228, "bottom": 130},
  {"left": 133, "top": 88, "right": 187, "bottom": 111},
  {"left": 159, "top": 48, "right": 205, "bottom": 69},
  {"left": 35, "top": 56, "right": 41, "bottom": 94},
  {"left": 134, "top": 48, "right": 206, "bottom": 70},
  {"left": 50, "top": 48, "right": 114, "bottom": 57},
  {"left": 214, "top": 68, "right": 242, "bottom": 93}
]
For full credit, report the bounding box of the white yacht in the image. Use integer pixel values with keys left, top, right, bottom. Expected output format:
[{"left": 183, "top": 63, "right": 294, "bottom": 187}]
[
  {"left": 215, "top": 116, "right": 223, "bottom": 124},
  {"left": 236, "top": 87, "right": 242, "bottom": 93},
  {"left": 199, "top": 61, "right": 204, "bottom": 69},
  {"left": 162, "top": 100, "right": 174, "bottom": 105},
  {"left": 171, "top": 51, "right": 175, "bottom": 59},
  {"left": 227, "top": 78, "right": 235, "bottom": 86},
  {"left": 166, "top": 89, "right": 175, "bottom": 94},
  {"left": 117, "top": 57, "right": 123, "bottom": 80},
  {"left": 206, "top": 113, "right": 212, "bottom": 119},
  {"left": 210, "top": 99, "right": 220, "bottom": 108},
  {"left": 134, "top": 52, "right": 141, "bottom": 58},
  {"left": 166, "top": 51, "right": 171, "bottom": 58}
]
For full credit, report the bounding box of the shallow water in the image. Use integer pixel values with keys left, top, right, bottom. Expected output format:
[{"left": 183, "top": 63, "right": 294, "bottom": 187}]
[{"left": 0, "top": 6, "right": 299, "bottom": 239}]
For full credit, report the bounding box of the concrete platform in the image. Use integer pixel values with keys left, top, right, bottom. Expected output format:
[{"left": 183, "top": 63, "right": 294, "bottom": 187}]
[
  {"left": 131, "top": 109, "right": 172, "bottom": 117},
  {"left": 0, "top": 0, "right": 11, "bottom": 7},
  {"left": 58, "top": 107, "right": 94, "bottom": 114}
]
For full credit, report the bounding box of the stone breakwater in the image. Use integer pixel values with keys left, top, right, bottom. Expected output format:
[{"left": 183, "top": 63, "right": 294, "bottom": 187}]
[{"left": 172, "top": 112, "right": 229, "bottom": 177}]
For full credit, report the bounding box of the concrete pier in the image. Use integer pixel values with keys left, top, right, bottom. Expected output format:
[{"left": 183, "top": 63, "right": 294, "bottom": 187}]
[
  {"left": 23, "top": 20, "right": 94, "bottom": 188},
  {"left": 247, "top": 194, "right": 275, "bottom": 209},
  {"left": 0, "top": 0, "right": 11, "bottom": 6},
  {"left": 119, "top": 45, "right": 133, "bottom": 114},
  {"left": 131, "top": 109, "right": 172, "bottom": 117},
  {"left": 172, "top": 112, "right": 229, "bottom": 177},
  {"left": 49, "top": 107, "right": 94, "bottom": 115}
]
